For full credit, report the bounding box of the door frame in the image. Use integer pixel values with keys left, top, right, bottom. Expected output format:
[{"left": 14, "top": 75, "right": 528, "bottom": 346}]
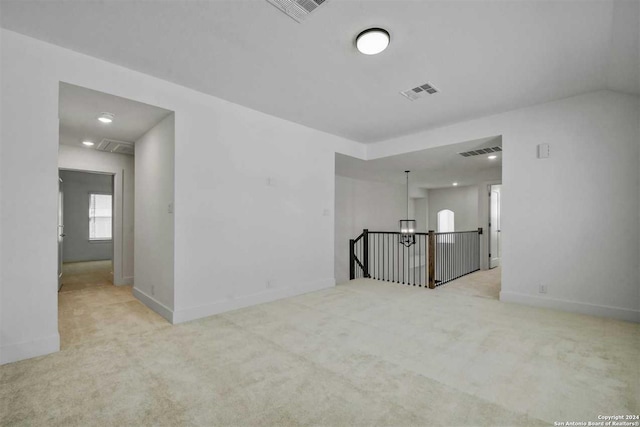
[
  {"left": 58, "top": 167, "right": 122, "bottom": 284},
  {"left": 58, "top": 175, "right": 64, "bottom": 290},
  {"left": 488, "top": 183, "right": 502, "bottom": 269}
]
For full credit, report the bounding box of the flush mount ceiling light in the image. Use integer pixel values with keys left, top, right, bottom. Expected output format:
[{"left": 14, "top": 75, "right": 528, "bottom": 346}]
[
  {"left": 356, "top": 28, "right": 390, "bottom": 55},
  {"left": 488, "top": 155, "right": 497, "bottom": 160},
  {"left": 97, "top": 112, "right": 115, "bottom": 124},
  {"left": 82, "top": 140, "right": 94, "bottom": 146}
]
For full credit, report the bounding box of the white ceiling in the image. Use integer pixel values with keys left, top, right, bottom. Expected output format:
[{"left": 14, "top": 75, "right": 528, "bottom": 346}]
[
  {"left": 336, "top": 136, "right": 502, "bottom": 190},
  {"left": 3, "top": 1, "right": 638, "bottom": 143},
  {"left": 59, "top": 82, "right": 172, "bottom": 150}
]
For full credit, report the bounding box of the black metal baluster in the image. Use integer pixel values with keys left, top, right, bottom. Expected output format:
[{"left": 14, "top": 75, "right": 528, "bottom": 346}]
[
  {"left": 418, "top": 235, "right": 422, "bottom": 286},
  {"left": 392, "top": 233, "right": 395, "bottom": 283},
  {"left": 378, "top": 233, "right": 380, "bottom": 277},
  {"left": 444, "top": 234, "right": 448, "bottom": 283},
  {"left": 412, "top": 240, "right": 416, "bottom": 286},
  {"left": 386, "top": 234, "right": 389, "bottom": 281},
  {"left": 441, "top": 234, "right": 444, "bottom": 284},
  {"left": 395, "top": 234, "right": 398, "bottom": 283},
  {"left": 381, "top": 233, "right": 384, "bottom": 279},
  {"left": 456, "top": 233, "right": 460, "bottom": 279},
  {"left": 410, "top": 241, "right": 414, "bottom": 285},
  {"left": 373, "top": 234, "right": 378, "bottom": 280},
  {"left": 402, "top": 241, "right": 405, "bottom": 284},
  {"left": 448, "top": 233, "right": 452, "bottom": 283}
]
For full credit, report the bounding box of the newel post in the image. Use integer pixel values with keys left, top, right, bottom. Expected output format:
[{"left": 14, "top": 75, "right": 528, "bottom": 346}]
[
  {"left": 428, "top": 230, "right": 435, "bottom": 289},
  {"left": 349, "top": 239, "right": 355, "bottom": 280}
]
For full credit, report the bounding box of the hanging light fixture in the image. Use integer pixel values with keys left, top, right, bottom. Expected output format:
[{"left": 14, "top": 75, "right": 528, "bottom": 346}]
[{"left": 399, "top": 170, "right": 416, "bottom": 247}]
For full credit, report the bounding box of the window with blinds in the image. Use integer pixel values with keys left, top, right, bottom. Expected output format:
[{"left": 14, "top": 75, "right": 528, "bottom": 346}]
[{"left": 89, "top": 193, "right": 112, "bottom": 241}]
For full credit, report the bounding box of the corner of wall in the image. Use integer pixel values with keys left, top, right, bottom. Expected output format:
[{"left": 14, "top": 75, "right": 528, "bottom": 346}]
[
  {"left": 0, "top": 333, "right": 60, "bottom": 365},
  {"left": 132, "top": 287, "right": 174, "bottom": 324},
  {"left": 114, "top": 276, "right": 134, "bottom": 286}
]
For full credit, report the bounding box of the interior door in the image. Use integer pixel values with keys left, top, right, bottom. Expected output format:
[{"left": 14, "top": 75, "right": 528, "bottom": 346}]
[
  {"left": 489, "top": 184, "right": 501, "bottom": 268},
  {"left": 58, "top": 176, "right": 64, "bottom": 290}
]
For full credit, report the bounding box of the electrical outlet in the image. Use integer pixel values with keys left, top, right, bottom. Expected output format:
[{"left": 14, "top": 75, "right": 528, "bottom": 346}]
[
  {"left": 322, "top": 209, "right": 330, "bottom": 217},
  {"left": 539, "top": 284, "right": 547, "bottom": 294},
  {"left": 266, "top": 280, "right": 275, "bottom": 289}
]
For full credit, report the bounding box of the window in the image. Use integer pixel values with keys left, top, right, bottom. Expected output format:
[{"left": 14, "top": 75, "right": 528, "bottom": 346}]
[
  {"left": 89, "top": 193, "right": 112, "bottom": 241},
  {"left": 437, "top": 209, "right": 454, "bottom": 233}
]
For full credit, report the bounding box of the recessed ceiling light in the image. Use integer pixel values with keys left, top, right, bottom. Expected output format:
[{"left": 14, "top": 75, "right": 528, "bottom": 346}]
[
  {"left": 488, "top": 155, "right": 497, "bottom": 160},
  {"left": 452, "top": 182, "right": 458, "bottom": 186},
  {"left": 98, "top": 112, "right": 115, "bottom": 124},
  {"left": 356, "top": 28, "right": 390, "bottom": 55},
  {"left": 82, "top": 140, "right": 94, "bottom": 146}
]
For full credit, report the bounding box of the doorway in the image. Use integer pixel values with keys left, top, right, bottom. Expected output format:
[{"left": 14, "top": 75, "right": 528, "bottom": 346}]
[
  {"left": 57, "top": 82, "right": 175, "bottom": 348},
  {"left": 57, "top": 170, "right": 115, "bottom": 291},
  {"left": 489, "top": 184, "right": 502, "bottom": 269}
]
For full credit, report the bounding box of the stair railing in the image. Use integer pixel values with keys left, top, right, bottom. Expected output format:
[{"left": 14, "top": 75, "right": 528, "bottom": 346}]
[{"left": 349, "top": 228, "right": 483, "bottom": 288}]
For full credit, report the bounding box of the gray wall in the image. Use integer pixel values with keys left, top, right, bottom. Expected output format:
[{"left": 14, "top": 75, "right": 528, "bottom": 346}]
[
  {"left": 427, "top": 185, "right": 479, "bottom": 232},
  {"left": 134, "top": 113, "right": 175, "bottom": 317},
  {"left": 60, "top": 170, "right": 113, "bottom": 262}
]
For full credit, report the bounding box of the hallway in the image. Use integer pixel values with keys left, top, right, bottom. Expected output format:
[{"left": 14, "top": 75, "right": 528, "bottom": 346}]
[{"left": 59, "top": 261, "right": 168, "bottom": 349}]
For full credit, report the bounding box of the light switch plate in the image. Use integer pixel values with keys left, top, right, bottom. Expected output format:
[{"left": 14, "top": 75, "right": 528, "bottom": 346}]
[{"left": 537, "top": 143, "right": 550, "bottom": 159}]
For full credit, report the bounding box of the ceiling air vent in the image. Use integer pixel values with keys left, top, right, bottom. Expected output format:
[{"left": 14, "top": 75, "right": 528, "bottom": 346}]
[
  {"left": 400, "top": 82, "right": 440, "bottom": 101},
  {"left": 266, "top": 0, "right": 328, "bottom": 23},
  {"left": 97, "top": 139, "right": 135, "bottom": 156},
  {"left": 458, "top": 146, "right": 502, "bottom": 157}
]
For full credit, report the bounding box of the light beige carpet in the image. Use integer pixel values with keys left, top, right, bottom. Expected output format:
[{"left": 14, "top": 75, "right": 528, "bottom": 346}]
[
  {"left": 1, "top": 267, "right": 638, "bottom": 426},
  {"left": 58, "top": 261, "right": 169, "bottom": 350}
]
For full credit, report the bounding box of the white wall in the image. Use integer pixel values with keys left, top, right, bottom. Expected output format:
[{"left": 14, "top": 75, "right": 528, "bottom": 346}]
[
  {"left": 0, "top": 29, "right": 364, "bottom": 363},
  {"left": 428, "top": 185, "right": 479, "bottom": 232},
  {"left": 58, "top": 145, "right": 135, "bottom": 286},
  {"left": 414, "top": 197, "right": 428, "bottom": 232},
  {"left": 59, "top": 170, "right": 113, "bottom": 262},
  {"left": 133, "top": 114, "right": 174, "bottom": 321},
  {"left": 334, "top": 175, "right": 407, "bottom": 284},
  {"left": 0, "top": 5, "right": 6, "bottom": 364},
  {"left": 0, "top": 5, "right": 4, "bottom": 364},
  {"left": 367, "top": 90, "right": 640, "bottom": 322}
]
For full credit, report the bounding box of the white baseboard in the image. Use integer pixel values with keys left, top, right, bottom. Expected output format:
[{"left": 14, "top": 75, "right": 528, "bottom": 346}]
[
  {"left": 500, "top": 291, "right": 640, "bottom": 323},
  {"left": 114, "top": 276, "right": 134, "bottom": 286},
  {"left": 133, "top": 287, "right": 174, "bottom": 323},
  {"left": 173, "top": 278, "right": 335, "bottom": 324},
  {"left": 0, "top": 333, "right": 60, "bottom": 365}
]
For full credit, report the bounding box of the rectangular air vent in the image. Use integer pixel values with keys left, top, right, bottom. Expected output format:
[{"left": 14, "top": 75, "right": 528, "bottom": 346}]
[
  {"left": 97, "top": 139, "right": 135, "bottom": 156},
  {"left": 266, "top": 0, "right": 328, "bottom": 23},
  {"left": 458, "top": 146, "right": 502, "bottom": 157},
  {"left": 400, "top": 82, "right": 440, "bottom": 101}
]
